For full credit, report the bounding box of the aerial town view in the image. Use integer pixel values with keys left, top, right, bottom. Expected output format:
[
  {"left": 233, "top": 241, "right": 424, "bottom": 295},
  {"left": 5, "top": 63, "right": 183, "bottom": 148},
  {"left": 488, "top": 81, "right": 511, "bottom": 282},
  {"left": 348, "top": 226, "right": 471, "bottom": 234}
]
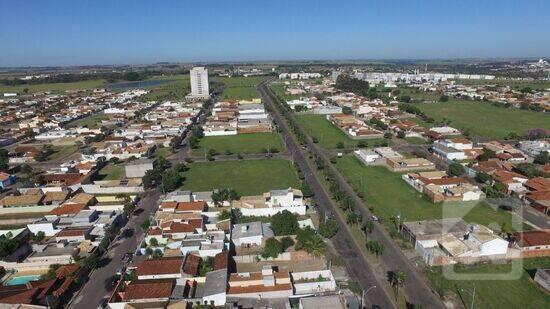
[{"left": 0, "top": 1, "right": 549, "bottom": 309}]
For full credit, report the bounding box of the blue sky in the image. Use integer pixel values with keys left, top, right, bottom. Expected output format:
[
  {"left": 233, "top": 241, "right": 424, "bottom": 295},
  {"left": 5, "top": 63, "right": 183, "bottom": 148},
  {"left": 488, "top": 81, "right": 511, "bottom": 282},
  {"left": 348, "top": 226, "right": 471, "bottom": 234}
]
[{"left": 1, "top": 0, "right": 549, "bottom": 67}]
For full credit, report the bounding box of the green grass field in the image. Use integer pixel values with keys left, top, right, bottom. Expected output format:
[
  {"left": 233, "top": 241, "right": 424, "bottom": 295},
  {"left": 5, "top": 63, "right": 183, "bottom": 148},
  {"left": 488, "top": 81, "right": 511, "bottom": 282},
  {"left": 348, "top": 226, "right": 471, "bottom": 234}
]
[
  {"left": 335, "top": 156, "right": 524, "bottom": 230},
  {"left": 191, "top": 133, "right": 284, "bottom": 156},
  {"left": 416, "top": 100, "right": 550, "bottom": 139},
  {"left": 425, "top": 257, "right": 550, "bottom": 309},
  {"left": 98, "top": 164, "right": 124, "bottom": 180},
  {"left": 0, "top": 79, "right": 107, "bottom": 94},
  {"left": 139, "top": 74, "right": 190, "bottom": 101},
  {"left": 67, "top": 113, "right": 108, "bottom": 129},
  {"left": 219, "top": 76, "right": 264, "bottom": 100},
  {"left": 48, "top": 145, "right": 78, "bottom": 161},
  {"left": 155, "top": 147, "right": 173, "bottom": 159},
  {"left": 295, "top": 114, "right": 357, "bottom": 148},
  {"left": 295, "top": 114, "right": 389, "bottom": 149},
  {"left": 270, "top": 83, "right": 303, "bottom": 101},
  {"left": 182, "top": 159, "right": 300, "bottom": 196},
  {"left": 456, "top": 79, "right": 550, "bottom": 91}
]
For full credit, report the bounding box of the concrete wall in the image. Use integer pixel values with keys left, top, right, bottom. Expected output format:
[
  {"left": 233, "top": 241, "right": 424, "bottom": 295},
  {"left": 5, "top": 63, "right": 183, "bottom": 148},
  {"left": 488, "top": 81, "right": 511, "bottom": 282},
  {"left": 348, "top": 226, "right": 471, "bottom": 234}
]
[
  {"left": 0, "top": 205, "right": 57, "bottom": 215},
  {"left": 240, "top": 206, "right": 306, "bottom": 217}
]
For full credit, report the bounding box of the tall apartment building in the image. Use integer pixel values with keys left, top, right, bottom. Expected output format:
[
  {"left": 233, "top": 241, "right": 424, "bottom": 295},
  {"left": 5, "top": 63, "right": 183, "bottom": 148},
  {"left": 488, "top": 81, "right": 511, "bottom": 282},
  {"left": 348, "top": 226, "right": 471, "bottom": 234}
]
[{"left": 188, "top": 67, "right": 210, "bottom": 99}]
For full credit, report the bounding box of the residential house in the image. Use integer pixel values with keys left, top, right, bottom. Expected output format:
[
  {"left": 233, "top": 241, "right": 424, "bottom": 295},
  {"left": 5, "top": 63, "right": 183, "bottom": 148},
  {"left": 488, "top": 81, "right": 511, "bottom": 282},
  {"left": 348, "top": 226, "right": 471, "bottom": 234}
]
[
  {"left": 110, "top": 279, "right": 174, "bottom": 308},
  {"left": 136, "top": 255, "right": 201, "bottom": 280},
  {"left": 231, "top": 222, "right": 274, "bottom": 247},
  {"left": 512, "top": 229, "right": 550, "bottom": 257},
  {"left": 402, "top": 171, "right": 482, "bottom": 202},
  {"left": 402, "top": 218, "right": 508, "bottom": 265},
  {"left": 0, "top": 172, "right": 15, "bottom": 189},
  {"left": 227, "top": 266, "right": 293, "bottom": 299},
  {"left": 291, "top": 269, "right": 337, "bottom": 295}
]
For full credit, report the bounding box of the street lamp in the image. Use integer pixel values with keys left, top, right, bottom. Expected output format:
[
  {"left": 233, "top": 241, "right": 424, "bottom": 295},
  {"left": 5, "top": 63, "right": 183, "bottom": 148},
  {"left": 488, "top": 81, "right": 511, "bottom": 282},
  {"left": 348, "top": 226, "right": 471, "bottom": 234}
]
[
  {"left": 460, "top": 285, "right": 476, "bottom": 309},
  {"left": 362, "top": 285, "right": 377, "bottom": 309}
]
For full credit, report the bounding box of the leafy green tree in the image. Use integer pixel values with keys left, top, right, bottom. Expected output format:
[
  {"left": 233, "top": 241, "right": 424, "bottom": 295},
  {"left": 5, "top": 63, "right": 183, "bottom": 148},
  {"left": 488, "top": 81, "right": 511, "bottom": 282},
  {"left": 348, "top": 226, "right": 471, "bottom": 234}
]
[
  {"left": 346, "top": 212, "right": 359, "bottom": 225},
  {"left": 161, "top": 169, "right": 183, "bottom": 193},
  {"left": 362, "top": 220, "right": 374, "bottom": 235},
  {"left": 397, "top": 131, "right": 406, "bottom": 139},
  {"left": 295, "top": 227, "right": 326, "bottom": 257},
  {"left": 149, "top": 237, "right": 159, "bottom": 247},
  {"left": 0, "top": 236, "right": 20, "bottom": 259},
  {"left": 31, "top": 231, "right": 45, "bottom": 243},
  {"left": 342, "top": 106, "right": 353, "bottom": 115},
  {"left": 448, "top": 162, "right": 465, "bottom": 177},
  {"left": 534, "top": 151, "right": 549, "bottom": 165},
  {"left": 212, "top": 188, "right": 240, "bottom": 206},
  {"left": 439, "top": 95, "right": 449, "bottom": 102},
  {"left": 271, "top": 210, "right": 299, "bottom": 236},
  {"left": 83, "top": 254, "right": 101, "bottom": 269},
  {"left": 513, "top": 163, "right": 541, "bottom": 178},
  {"left": 124, "top": 71, "right": 142, "bottom": 81},
  {"left": 476, "top": 172, "right": 492, "bottom": 184},
  {"left": 152, "top": 249, "right": 163, "bottom": 258},
  {"left": 300, "top": 182, "right": 314, "bottom": 198},
  {"left": 140, "top": 220, "right": 151, "bottom": 231},
  {"left": 478, "top": 148, "right": 496, "bottom": 161},
  {"left": 366, "top": 240, "right": 384, "bottom": 257},
  {"left": 261, "top": 238, "right": 283, "bottom": 259},
  {"left": 319, "top": 220, "right": 339, "bottom": 238},
  {"left": 336, "top": 142, "right": 344, "bottom": 149},
  {"left": 218, "top": 210, "right": 231, "bottom": 220},
  {"left": 280, "top": 236, "right": 295, "bottom": 251},
  {"left": 41, "top": 264, "right": 61, "bottom": 280}
]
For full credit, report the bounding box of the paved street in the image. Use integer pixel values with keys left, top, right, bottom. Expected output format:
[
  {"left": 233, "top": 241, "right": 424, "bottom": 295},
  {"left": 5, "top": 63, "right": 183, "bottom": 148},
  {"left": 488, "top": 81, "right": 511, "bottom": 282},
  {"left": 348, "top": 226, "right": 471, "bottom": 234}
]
[
  {"left": 70, "top": 190, "right": 161, "bottom": 309},
  {"left": 70, "top": 93, "right": 221, "bottom": 309},
  {"left": 260, "top": 81, "right": 444, "bottom": 308},
  {"left": 259, "top": 82, "right": 396, "bottom": 308}
]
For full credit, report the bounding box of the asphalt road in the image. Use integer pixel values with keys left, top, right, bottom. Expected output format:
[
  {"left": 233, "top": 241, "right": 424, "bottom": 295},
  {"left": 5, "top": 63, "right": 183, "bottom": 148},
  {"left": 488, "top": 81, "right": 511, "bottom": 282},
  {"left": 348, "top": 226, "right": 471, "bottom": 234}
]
[
  {"left": 70, "top": 190, "right": 161, "bottom": 309},
  {"left": 69, "top": 94, "right": 221, "bottom": 309},
  {"left": 258, "top": 82, "right": 395, "bottom": 309},
  {"left": 259, "top": 81, "right": 444, "bottom": 308}
]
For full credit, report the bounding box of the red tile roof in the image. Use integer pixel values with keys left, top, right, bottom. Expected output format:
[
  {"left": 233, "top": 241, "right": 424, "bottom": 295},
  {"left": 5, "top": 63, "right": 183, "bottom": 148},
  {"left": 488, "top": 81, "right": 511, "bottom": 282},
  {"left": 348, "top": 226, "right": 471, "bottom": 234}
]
[
  {"left": 50, "top": 203, "right": 87, "bottom": 216},
  {"left": 137, "top": 257, "right": 183, "bottom": 277},
  {"left": 227, "top": 283, "right": 292, "bottom": 295},
  {"left": 524, "top": 177, "right": 550, "bottom": 192},
  {"left": 175, "top": 201, "right": 207, "bottom": 212},
  {"left": 55, "top": 264, "right": 80, "bottom": 279},
  {"left": 161, "top": 201, "right": 207, "bottom": 212},
  {"left": 56, "top": 228, "right": 89, "bottom": 238},
  {"left": 514, "top": 229, "right": 550, "bottom": 247},
  {"left": 182, "top": 254, "right": 201, "bottom": 276},
  {"left": 213, "top": 251, "right": 228, "bottom": 270},
  {"left": 120, "top": 279, "right": 174, "bottom": 301}
]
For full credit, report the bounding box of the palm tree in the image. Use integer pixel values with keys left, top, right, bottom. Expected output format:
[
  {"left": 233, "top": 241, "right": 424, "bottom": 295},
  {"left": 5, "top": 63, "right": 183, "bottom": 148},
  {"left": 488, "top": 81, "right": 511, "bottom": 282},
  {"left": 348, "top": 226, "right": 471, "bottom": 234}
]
[
  {"left": 305, "top": 236, "right": 326, "bottom": 258},
  {"left": 391, "top": 270, "right": 406, "bottom": 301}
]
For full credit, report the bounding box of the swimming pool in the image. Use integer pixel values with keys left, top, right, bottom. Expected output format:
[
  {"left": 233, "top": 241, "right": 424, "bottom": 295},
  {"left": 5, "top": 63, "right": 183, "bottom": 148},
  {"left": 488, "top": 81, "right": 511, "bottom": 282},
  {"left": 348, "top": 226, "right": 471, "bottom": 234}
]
[{"left": 4, "top": 275, "right": 41, "bottom": 286}]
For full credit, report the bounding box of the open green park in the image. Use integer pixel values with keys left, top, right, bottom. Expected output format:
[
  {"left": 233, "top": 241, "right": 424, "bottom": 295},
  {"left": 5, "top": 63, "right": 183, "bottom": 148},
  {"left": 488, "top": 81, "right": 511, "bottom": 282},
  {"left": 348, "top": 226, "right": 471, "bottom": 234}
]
[
  {"left": 98, "top": 164, "right": 124, "bottom": 180},
  {"left": 415, "top": 100, "right": 550, "bottom": 139},
  {"left": 425, "top": 257, "right": 550, "bottom": 309},
  {"left": 191, "top": 132, "right": 284, "bottom": 156},
  {"left": 295, "top": 114, "right": 388, "bottom": 149},
  {"left": 67, "top": 113, "right": 108, "bottom": 129},
  {"left": 334, "top": 155, "right": 525, "bottom": 230},
  {"left": 219, "top": 76, "right": 264, "bottom": 100},
  {"left": 0, "top": 79, "right": 107, "bottom": 94},
  {"left": 181, "top": 159, "right": 300, "bottom": 196},
  {"left": 138, "top": 74, "right": 190, "bottom": 101},
  {"left": 456, "top": 79, "right": 550, "bottom": 91}
]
